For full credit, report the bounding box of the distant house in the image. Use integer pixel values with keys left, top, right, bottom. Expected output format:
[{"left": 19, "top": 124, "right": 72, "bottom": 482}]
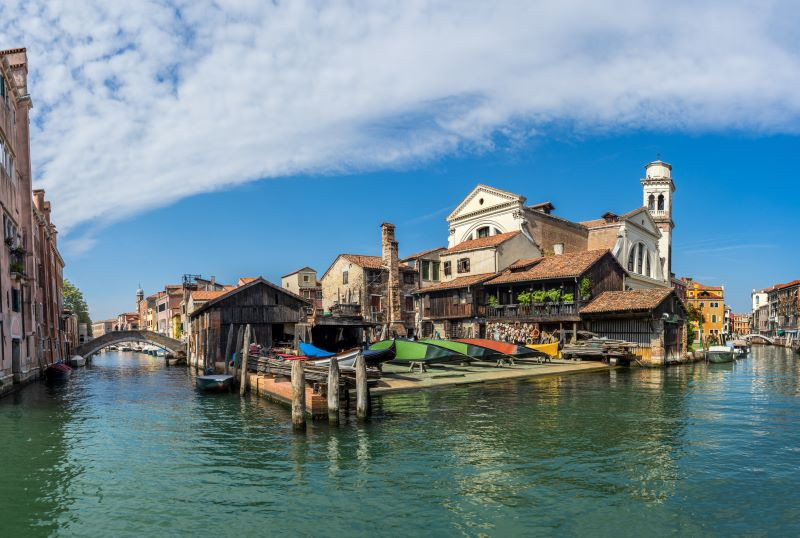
[
  {"left": 401, "top": 247, "right": 446, "bottom": 289},
  {"left": 188, "top": 277, "right": 309, "bottom": 370},
  {"left": 281, "top": 267, "right": 322, "bottom": 315}
]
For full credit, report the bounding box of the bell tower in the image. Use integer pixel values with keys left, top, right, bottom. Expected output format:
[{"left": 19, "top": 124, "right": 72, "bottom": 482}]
[{"left": 641, "top": 159, "right": 675, "bottom": 279}]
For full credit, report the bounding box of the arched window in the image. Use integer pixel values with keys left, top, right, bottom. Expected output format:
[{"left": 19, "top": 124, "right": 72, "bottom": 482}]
[
  {"left": 477, "top": 226, "right": 490, "bottom": 238},
  {"left": 627, "top": 246, "right": 635, "bottom": 271},
  {"left": 657, "top": 194, "right": 665, "bottom": 210},
  {"left": 648, "top": 194, "right": 655, "bottom": 210},
  {"left": 636, "top": 244, "right": 645, "bottom": 274},
  {"left": 645, "top": 252, "right": 651, "bottom": 277}
]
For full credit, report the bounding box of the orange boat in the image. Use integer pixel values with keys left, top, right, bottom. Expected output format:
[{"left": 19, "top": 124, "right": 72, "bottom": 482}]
[{"left": 455, "top": 338, "right": 539, "bottom": 358}]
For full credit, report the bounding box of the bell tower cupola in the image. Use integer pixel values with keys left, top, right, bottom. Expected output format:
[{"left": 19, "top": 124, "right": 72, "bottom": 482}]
[{"left": 641, "top": 159, "right": 675, "bottom": 279}]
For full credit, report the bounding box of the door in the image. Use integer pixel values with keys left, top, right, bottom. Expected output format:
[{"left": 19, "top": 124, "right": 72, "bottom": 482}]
[{"left": 11, "top": 338, "right": 20, "bottom": 374}]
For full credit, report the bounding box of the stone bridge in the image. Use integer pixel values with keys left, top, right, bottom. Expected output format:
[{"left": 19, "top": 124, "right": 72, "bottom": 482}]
[
  {"left": 742, "top": 334, "right": 775, "bottom": 344},
  {"left": 74, "top": 330, "right": 186, "bottom": 358}
]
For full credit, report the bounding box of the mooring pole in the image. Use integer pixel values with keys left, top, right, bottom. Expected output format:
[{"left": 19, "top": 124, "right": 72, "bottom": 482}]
[
  {"left": 355, "top": 351, "right": 369, "bottom": 420},
  {"left": 292, "top": 359, "right": 306, "bottom": 430},
  {"left": 327, "top": 357, "right": 340, "bottom": 424},
  {"left": 239, "top": 324, "right": 251, "bottom": 396},
  {"left": 223, "top": 324, "right": 235, "bottom": 375},
  {"left": 233, "top": 325, "right": 244, "bottom": 383}
]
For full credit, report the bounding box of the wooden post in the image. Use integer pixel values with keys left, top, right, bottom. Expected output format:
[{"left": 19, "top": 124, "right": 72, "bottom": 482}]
[
  {"left": 291, "top": 359, "right": 306, "bottom": 430},
  {"left": 223, "top": 324, "right": 235, "bottom": 375},
  {"left": 239, "top": 324, "right": 251, "bottom": 396},
  {"left": 327, "top": 357, "right": 340, "bottom": 424},
  {"left": 233, "top": 325, "right": 244, "bottom": 382},
  {"left": 355, "top": 351, "right": 369, "bottom": 420}
]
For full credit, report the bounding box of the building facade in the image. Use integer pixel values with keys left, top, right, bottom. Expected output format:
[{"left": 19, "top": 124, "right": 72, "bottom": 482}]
[
  {"left": 92, "top": 319, "right": 115, "bottom": 337},
  {"left": 684, "top": 279, "right": 725, "bottom": 342},
  {"left": 767, "top": 280, "right": 799, "bottom": 338},
  {"left": 281, "top": 267, "right": 322, "bottom": 315}
]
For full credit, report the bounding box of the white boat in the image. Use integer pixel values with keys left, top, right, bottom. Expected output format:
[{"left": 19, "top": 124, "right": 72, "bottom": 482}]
[
  {"left": 68, "top": 355, "right": 86, "bottom": 368},
  {"left": 707, "top": 345, "right": 734, "bottom": 363}
]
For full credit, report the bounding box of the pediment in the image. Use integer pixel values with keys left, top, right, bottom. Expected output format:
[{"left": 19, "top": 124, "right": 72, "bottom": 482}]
[
  {"left": 622, "top": 207, "right": 661, "bottom": 236},
  {"left": 447, "top": 184, "right": 525, "bottom": 222}
]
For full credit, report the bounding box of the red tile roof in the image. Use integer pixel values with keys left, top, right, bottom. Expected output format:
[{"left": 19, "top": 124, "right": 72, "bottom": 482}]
[
  {"left": 442, "top": 231, "right": 521, "bottom": 255},
  {"left": 774, "top": 279, "right": 800, "bottom": 290},
  {"left": 508, "top": 257, "right": 543, "bottom": 270},
  {"left": 191, "top": 290, "right": 228, "bottom": 301},
  {"left": 487, "top": 249, "right": 612, "bottom": 284},
  {"left": 401, "top": 246, "right": 446, "bottom": 261},
  {"left": 581, "top": 288, "right": 674, "bottom": 314},
  {"left": 413, "top": 273, "right": 497, "bottom": 293},
  {"left": 339, "top": 254, "right": 414, "bottom": 271},
  {"left": 280, "top": 267, "right": 315, "bottom": 278}
]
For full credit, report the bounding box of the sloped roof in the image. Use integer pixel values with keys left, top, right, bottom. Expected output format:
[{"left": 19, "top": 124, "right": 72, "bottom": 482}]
[
  {"left": 414, "top": 273, "right": 497, "bottom": 294},
  {"left": 280, "top": 267, "right": 315, "bottom": 278},
  {"left": 401, "top": 246, "right": 446, "bottom": 261},
  {"left": 581, "top": 288, "right": 673, "bottom": 314},
  {"left": 442, "top": 231, "right": 521, "bottom": 255},
  {"left": 508, "top": 257, "right": 543, "bottom": 270},
  {"left": 774, "top": 279, "right": 800, "bottom": 290},
  {"left": 486, "top": 249, "right": 612, "bottom": 284},
  {"left": 190, "top": 277, "right": 309, "bottom": 318},
  {"left": 191, "top": 290, "right": 228, "bottom": 301}
]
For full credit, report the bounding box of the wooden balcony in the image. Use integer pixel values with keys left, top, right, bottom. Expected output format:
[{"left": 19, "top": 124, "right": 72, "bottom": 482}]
[
  {"left": 424, "top": 303, "right": 475, "bottom": 319},
  {"left": 486, "top": 302, "right": 580, "bottom": 321}
]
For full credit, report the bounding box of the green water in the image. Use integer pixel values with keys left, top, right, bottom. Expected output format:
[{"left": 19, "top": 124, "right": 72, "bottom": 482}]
[{"left": 1, "top": 347, "right": 799, "bottom": 536}]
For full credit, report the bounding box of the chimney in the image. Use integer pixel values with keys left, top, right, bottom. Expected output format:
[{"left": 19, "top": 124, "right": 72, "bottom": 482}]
[
  {"left": 381, "top": 222, "right": 406, "bottom": 337},
  {"left": 210, "top": 276, "right": 216, "bottom": 289},
  {"left": 553, "top": 243, "right": 564, "bottom": 255}
]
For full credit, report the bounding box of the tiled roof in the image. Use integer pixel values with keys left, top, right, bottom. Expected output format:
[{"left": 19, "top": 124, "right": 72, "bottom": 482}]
[
  {"left": 280, "top": 267, "right": 315, "bottom": 278},
  {"left": 508, "top": 257, "right": 543, "bottom": 270},
  {"left": 339, "top": 254, "right": 414, "bottom": 271},
  {"left": 237, "top": 277, "right": 258, "bottom": 285},
  {"left": 401, "top": 246, "right": 446, "bottom": 261},
  {"left": 413, "top": 273, "right": 497, "bottom": 293},
  {"left": 486, "top": 249, "right": 611, "bottom": 284},
  {"left": 442, "top": 231, "right": 521, "bottom": 255},
  {"left": 191, "top": 290, "right": 228, "bottom": 301},
  {"left": 774, "top": 279, "right": 800, "bottom": 290},
  {"left": 581, "top": 207, "right": 648, "bottom": 229},
  {"left": 581, "top": 288, "right": 673, "bottom": 314},
  {"left": 686, "top": 281, "right": 724, "bottom": 291}
]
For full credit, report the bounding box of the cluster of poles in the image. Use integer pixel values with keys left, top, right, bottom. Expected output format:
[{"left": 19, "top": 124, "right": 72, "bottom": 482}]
[{"left": 219, "top": 323, "right": 371, "bottom": 431}]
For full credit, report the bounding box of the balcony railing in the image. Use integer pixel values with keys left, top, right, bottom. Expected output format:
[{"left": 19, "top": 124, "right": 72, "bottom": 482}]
[
  {"left": 486, "top": 302, "right": 578, "bottom": 320},
  {"left": 424, "top": 303, "right": 474, "bottom": 319}
]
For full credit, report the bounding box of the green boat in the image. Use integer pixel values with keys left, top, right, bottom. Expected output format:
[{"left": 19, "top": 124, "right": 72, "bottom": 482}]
[
  {"left": 420, "top": 339, "right": 501, "bottom": 361},
  {"left": 706, "top": 346, "right": 734, "bottom": 363},
  {"left": 370, "top": 339, "right": 466, "bottom": 363}
]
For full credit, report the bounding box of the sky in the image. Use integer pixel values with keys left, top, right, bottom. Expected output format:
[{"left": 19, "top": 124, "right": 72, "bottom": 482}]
[{"left": 0, "top": 0, "right": 798, "bottom": 318}]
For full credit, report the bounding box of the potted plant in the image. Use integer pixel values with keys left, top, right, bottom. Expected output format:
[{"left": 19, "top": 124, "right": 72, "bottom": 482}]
[
  {"left": 487, "top": 295, "right": 499, "bottom": 308},
  {"left": 579, "top": 277, "right": 592, "bottom": 301},
  {"left": 10, "top": 261, "right": 24, "bottom": 278}
]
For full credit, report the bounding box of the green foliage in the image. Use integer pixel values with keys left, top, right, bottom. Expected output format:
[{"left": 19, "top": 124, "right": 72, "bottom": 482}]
[
  {"left": 687, "top": 304, "right": 704, "bottom": 324},
  {"left": 532, "top": 290, "right": 546, "bottom": 303},
  {"left": 544, "top": 288, "right": 561, "bottom": 302},
  {"left": 10, "top": 261, "right": 24, "bottom": 274},
  {"left": 516, "top": 291, "right": 532, "bottom": 306},
  {"left": 579, "top": 277, "right": 592, "bottom": 299},
  {"left": 562, "top": 293, "right": 574, "bottom": 302},
  {"left": 686, "top": 319, "right": 696, "bottom": 347},
  {"left": 64, "top": 279, "right": 92, "bottom": 333},
  {"left": 487, "top": 295, "right": 499, "bottom": 308}
]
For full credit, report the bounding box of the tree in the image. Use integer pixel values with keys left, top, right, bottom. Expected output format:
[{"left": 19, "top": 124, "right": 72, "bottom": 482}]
[
  {"left": 686, "top": 304, "right": 704, "bottom": 347},
  {"left": 63, "top": 279, "right": 92, "bottom": 335}
]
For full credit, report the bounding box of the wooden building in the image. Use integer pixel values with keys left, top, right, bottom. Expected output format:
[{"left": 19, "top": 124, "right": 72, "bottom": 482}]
[
  {"left": 581, "top": 288, "right": 687, "bottom": 366},
  {"left": 188, "top": 277, "right": 309, "bottom": 370}
]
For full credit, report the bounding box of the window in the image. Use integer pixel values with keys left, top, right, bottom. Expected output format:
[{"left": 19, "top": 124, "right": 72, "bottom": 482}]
[
  {"left": 431, "top": 262, "right": 440, "bottom": 281},
  {"left": 421, "top": 260, "right": 430, "bottom": 281},
  {"left": 443, "top": 261, "right": 452, "bottom": 276},
  {"left": 712, "top": 314, "right": 717, "bottom": 323},
  {"left": 636, "top": 245, "right": 645, "bottom": 274},
  {"left": 342, "top": 271, "right": 348, "bottom": 285},
  {"left": 315, "top": 290, "right": 322, "bottom": 299},
  {"left": 627, "top": 246, "right": 635, "bottom": 272},
  {"left": 303, "top": 275, "right": 309, "bottom": 282},
  {"left": 477, "top": 226, "right": 490, "bottom": 238},
  {"left": 457, "top": 258, "right": 470, "bottom": 273},
  {"left": 648, "top": 194, "right": 655, "bottom": 210},
  {"left": 645, "top": 253, "right": 651, "bottom": 277},
  {"left": 403, "top": 272, "right": 416, "bottom": 284},
  {"left": 405, "top": 296, "right": 414, "bottom": 311},
  {"left": 158, "top": 303, "right": 166, "bottom": 312},
  {"left": 657, "top": 194, "right": 665, "bottom": 210},
  {"left": 700, "top": 302, "right": 704, "bottom": 309},
  {"left": 11, "top": 288, "right": 20, "bottom": 312}
]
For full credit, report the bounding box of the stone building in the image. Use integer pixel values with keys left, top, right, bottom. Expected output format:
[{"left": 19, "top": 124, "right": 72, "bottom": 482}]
[
  {"left": 318, "top": 223, "right": 417, "bottom": 348},
  {"left": 444, "top": 159, "right": 674, "bottom": 292},
  {"left": 767, "top": 279, "right": 799, "bottom": 338},
  {"left": 731, "top": 313, "right": 751, "bottom": 336},
  {"left": 92, "top": 319, "right": 115, "bottom": 338},
  {"left": 401, "top": 247, "right": 446, "bottom": 289},
  {"left": 281, "top": 267, "right": 322, "bottom": 315}
]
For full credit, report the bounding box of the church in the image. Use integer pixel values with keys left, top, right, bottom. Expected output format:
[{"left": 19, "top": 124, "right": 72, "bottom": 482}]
[{"left": 443, "top": 159, "right": 675, "bottom": 290}]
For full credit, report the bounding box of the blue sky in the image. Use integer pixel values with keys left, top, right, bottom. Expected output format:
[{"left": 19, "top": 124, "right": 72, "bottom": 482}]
[
  {"left": 69, "top": 131, "right": 798, "bottom": 318},
  {"left": 1, "top": 1, "right": 798, "bottom": 318}
]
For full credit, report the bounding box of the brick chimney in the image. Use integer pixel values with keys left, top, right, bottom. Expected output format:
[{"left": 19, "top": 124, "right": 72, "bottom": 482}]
[{"left": 381, "top": 222, "right": 406, "bottom": 337}]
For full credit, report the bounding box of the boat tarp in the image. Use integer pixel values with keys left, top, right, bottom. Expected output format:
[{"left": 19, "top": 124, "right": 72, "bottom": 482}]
[
  {"left": 420, "top": 339, "right": 498, "bottom": 359},
  {"left": 456, "top": 338, "right": 539, "bottom": 357},
  {"left": 299, "top": 342, "right": 335, "bottom": 358},
  {"left": 370, "top": 339, "right": 464, "bottom": 362}
]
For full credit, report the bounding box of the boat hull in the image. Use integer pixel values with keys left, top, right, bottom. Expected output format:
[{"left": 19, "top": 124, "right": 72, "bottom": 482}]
[
  {"left": 370, "top": 339, "right": 464, "bottom": 363},
  {"left": 525, "top": 342, "right": 560, "bottom": 358},
  {"left": 706, "top": 350, "right": 734, "bottom": 363},
  {"left": 456, "top": 338, "right": 540, "bottom": 358},
  {"left": 45, "top": 363, "right": 73, "bottom": 382},
  {"left": 196, "top": 374, "right": 233, "bottom": 392}
]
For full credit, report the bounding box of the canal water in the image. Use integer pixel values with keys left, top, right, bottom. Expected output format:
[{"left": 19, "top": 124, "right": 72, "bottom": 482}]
[{"left": 1, "top": 347, "right": 799, "bottom": 536}]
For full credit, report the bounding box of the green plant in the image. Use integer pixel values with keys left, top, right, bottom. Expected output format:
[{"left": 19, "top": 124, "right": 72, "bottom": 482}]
[
  {"left": 487, "top": 295, "right": 499, "bottom": 308},
  {"left": 532, "top": 290, "right": 546, "bottom": 303},
  {"left": 562, "top": 293, "right": 574, "bottom": 302},
  {"left": 10, "top": 261, "right": 24, "bottom": 274},
  {"left": 544, "top": 288, "right": 561, "bottom": 302},
  {"left": 579, "top": 277, "right": 592, "bottom": 299},
  {"left": 516, "top": 291, "right": 532, "bottom": 306}
]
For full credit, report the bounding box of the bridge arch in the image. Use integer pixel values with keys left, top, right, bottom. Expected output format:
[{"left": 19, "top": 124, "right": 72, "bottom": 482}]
[
  {"left": 75, "top": 330, "right": 185, "bottom": 358},
  {"left": 742, "top": 334, "right": 775, "bottom": 344}
]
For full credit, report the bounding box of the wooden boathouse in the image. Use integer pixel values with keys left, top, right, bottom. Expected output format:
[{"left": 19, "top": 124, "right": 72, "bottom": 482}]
[{"left": 188, "top": 277, "right": 310, "bottom": 369}]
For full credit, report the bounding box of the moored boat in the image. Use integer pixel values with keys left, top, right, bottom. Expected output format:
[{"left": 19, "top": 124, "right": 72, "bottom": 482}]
[
  {"left": 370, "top": 339, "right": 465, "bottom": 364},
  {"left": 196, "top": 374, "right": 233, "bottom": 392},
  {"left": 310, "top": 344, "right": 396, "bottom": 368},
  {"left": 299, "top": 342, "right": 335, "bottom": 358},
  {"left": 525, "top": 341, "right": 560, "bottom": 358},
  {"left": 419, "top": 339, "right": 495, "bottom": 361},
  {"left": 68, "top": 355, "right": 86, "bottom": 368},
  {"left": 45, "top": 362, "right": 73, "bottom": 382},
  {"left": 706, "top": 345, "right": 734, "bottom": 363},
  {"left": 456, "top": 338, "right": 541, "bottom": 358}
]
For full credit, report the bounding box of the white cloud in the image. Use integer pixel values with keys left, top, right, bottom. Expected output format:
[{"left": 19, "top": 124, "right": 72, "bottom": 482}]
[{"left": 1, "top": 0, "right": 799, "bottom": 237}]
